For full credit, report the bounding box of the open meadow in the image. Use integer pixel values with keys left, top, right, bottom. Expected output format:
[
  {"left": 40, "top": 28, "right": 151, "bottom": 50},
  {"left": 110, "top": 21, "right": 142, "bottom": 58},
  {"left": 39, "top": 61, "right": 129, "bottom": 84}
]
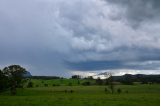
[
  {"left": 0, "top": 79, "right": 160, "bottom": 106},
  {"left": 1, "top": 0, "right": 160, "bottom": 106}
]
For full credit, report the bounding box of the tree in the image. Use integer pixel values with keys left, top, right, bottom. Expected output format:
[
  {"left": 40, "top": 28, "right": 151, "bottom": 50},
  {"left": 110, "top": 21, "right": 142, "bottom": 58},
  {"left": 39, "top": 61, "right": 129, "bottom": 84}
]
[
  {"left": 86, "top": 76, "right": 93, "bottom": 80},
  {"left": 3, "top": 65, "right": 26, "bottom": 95},
  {"left": 104, "top": 72, "right": 115, "bottom": 94},
  {"left": 0, "top": 69, "right": 9, "bottom": 92},
  {"left": 108, "top": 75, "right": 114, "bottom": 94},
  {"left": 71, "top": 75, "right": 81, "bottom": 79}
]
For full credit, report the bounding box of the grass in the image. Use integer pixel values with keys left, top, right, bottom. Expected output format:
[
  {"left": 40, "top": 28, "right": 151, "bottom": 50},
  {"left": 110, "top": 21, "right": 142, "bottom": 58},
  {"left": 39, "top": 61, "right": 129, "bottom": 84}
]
[
  {"left": 0, "top": 81, "right": 160, "bottom": 106},
  {"left": 29, "top": 79, "right": 95, "bottom": 87}
]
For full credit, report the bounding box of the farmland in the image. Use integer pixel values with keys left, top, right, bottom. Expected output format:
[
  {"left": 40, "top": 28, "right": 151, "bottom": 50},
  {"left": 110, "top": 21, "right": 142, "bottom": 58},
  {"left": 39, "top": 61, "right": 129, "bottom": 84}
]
[{"left": 0, "top": 79, "right": 160, "bottom": 106}]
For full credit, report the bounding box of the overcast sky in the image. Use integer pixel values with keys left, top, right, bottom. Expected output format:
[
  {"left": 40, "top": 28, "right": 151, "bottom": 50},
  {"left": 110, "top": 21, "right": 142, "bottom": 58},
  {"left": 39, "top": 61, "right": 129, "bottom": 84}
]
[{"left": 0, "top": 0, "right": 160, "bottom": 77}]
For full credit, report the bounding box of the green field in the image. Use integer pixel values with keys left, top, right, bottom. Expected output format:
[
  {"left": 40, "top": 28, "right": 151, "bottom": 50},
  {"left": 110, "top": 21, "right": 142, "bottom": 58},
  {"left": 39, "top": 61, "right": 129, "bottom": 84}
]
[
  {"left": 28, "top": 79, "right": 96, "bottom": 86},
  {"left": 0, "top": 80, "right": 160, "bottom": 106}
]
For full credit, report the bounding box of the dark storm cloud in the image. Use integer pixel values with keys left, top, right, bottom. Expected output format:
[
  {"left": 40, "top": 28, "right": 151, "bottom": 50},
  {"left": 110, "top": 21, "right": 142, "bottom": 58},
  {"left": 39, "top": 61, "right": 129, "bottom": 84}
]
[
  {"left": 66, "top": 60, "right": 123, "bottom": 71},
  {"left": 66, "top": 60, "right": 160, "bottom": 71},
  {"left": 0, "top": 0, "right": 160, "bottom": 76},
  {"left": 66, "top": 47, "right": 160, "bottom": 71},
  {"left": 106, "top": 0, "right": 160, "bottom": 27}
]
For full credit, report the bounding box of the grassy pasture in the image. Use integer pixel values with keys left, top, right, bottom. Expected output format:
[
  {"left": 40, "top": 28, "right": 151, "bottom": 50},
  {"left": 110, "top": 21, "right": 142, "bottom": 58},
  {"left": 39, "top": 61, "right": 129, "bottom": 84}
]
[
  {"left": 0, "top": 80, "right": 160, "bottom": 106},
  {"left": 29, "top": 79, "right": 95, "bottom": 86}
]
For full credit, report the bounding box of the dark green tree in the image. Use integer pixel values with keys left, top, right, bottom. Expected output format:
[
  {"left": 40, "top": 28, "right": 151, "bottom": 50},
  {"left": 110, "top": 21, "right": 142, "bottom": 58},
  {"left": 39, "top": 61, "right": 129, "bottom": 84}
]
[
  {"left": 71, "top": 75, "right": 81, "bottom": 79},
  {"left": 3, "top": 65, "right": 26, "bottom": 95},
  {"left": 0, "top": 69, "right": 9, "bottom": 91}
]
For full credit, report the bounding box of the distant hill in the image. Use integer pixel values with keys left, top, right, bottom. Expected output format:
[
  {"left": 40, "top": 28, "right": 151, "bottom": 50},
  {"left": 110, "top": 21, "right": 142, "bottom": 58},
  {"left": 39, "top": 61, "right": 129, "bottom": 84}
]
[
  {"left": 30, "top": 76, "right": 61, "bottom": 80},
  {"left": 112, "top": 74, "right": 160, "bottom": 84},
  {"left": 23, "top": 71, "right": 32, "bottom": 77}
]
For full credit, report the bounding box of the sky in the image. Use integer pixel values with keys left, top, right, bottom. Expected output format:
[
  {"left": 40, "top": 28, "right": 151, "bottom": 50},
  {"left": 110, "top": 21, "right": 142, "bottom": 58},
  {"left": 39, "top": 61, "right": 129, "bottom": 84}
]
[{"left": 0, "top": 0, "right": 160, "bottom": 77}]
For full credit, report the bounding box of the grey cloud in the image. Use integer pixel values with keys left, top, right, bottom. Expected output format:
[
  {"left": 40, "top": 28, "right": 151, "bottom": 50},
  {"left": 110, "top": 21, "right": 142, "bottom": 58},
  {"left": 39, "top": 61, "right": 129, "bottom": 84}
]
[
  {"left": 106, "top": 0, "right": 160, "bottom": 28},
  {"left": 66, "top": 47, "right": 160, "bottom": 71},
  {"left": 0, "top": 0, "right": 160, "bottom": 76}
]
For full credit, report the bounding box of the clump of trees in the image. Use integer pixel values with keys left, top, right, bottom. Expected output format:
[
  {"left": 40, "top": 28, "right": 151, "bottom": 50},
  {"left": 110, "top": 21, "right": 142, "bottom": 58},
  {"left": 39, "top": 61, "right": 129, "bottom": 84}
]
[
  {"left": 71, "top": 75, "right": 81, "bottom": 79},
  {"left": 121, "top": 74, "right": 134, "bottom": 85},
  {"left": 0, "top": 65, "right": 27, "bottom": 95}
]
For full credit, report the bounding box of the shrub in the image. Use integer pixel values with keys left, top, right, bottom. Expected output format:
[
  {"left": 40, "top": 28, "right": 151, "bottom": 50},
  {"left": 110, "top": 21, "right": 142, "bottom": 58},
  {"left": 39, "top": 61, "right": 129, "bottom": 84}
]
[
  {"left": 52, "top": 84, "right": 56, "bottom": 86},
  {"left": 82, "top": 81, "right": 91, "bottom": 86},
  {"left": 117, "top": 88, "right": 122, "bottom": 94},
  {"left": 70, "top": 90, "right": 74, "bottom": 93},
  {"left": 27, "top": 81, "right": 34, "bottom": 88},
  {"left": 44, "top": 84, "right": 48, "bottom": 87}
]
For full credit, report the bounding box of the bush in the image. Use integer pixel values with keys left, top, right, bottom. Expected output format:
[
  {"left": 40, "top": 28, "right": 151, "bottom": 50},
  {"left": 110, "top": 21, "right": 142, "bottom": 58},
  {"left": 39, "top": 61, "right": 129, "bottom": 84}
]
[
  {"left": 44, "top": 84, "right": 48, "bottom": 87},
  {"left": 27, "top": 81, "right": 34, "bottom": 88},
  {"left": 70, "top": 90, "right": 74, "bottom": 93},
  {"left": 82, "top": 81, "right": 91, "bottom": 86},
  {"left": 117, "top": 88, "right": 122, "bottom": 94}
]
